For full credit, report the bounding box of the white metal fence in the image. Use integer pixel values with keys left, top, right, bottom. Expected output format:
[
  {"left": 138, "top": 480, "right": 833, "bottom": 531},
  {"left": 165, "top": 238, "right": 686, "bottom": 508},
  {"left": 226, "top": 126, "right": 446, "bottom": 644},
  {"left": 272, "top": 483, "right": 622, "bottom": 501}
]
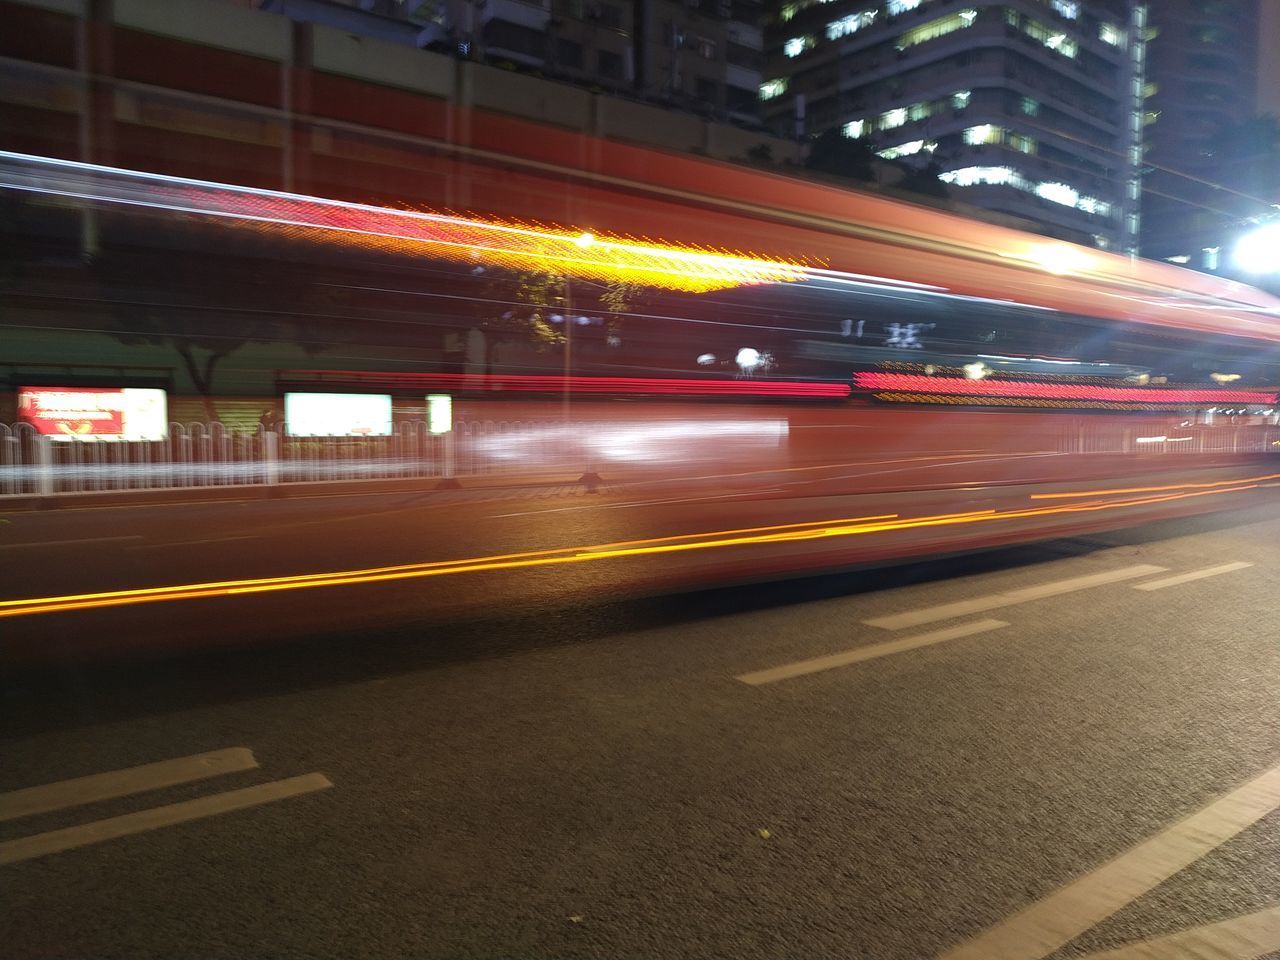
[
  {"left": 0, "top": 419, "right": 584, "bottom": 497},
  {"left": 1, "top": 417, "right": 1277, "bottom": 499}
]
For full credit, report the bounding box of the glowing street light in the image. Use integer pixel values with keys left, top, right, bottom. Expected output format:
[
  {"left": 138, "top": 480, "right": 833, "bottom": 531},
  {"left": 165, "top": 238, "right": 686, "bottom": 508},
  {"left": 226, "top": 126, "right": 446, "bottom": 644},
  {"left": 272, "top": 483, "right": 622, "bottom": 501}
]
[{"left": 1233, "top": 222, "right": 1280, "bottom": 274}]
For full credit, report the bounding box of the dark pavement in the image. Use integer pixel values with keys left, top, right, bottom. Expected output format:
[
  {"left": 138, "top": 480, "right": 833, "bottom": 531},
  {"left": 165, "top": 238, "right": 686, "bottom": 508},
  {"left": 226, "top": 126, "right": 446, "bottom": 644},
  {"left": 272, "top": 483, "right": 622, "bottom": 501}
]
[{"left": 2, "top": 488, "right": 1280, "bottom": 958}]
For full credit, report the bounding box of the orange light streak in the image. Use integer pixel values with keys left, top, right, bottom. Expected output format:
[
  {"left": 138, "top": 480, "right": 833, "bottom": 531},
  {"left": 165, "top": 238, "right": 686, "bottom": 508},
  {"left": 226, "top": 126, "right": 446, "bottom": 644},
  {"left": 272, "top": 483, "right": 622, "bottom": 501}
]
[
  {"left": 1029, "top": 471, "right": 1280, "bottom": 500},
  {"left": 0, "top": 483, "right": 1266, "bottom": 621}
]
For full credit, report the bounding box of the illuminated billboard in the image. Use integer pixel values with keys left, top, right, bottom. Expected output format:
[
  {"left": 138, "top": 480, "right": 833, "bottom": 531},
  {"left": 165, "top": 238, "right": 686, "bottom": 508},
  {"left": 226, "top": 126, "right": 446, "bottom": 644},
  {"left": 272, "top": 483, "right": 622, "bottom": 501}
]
[
  {"left": 284, "top": 392, "right": 393, "bottom": 437},
  {"left": 18, "top": 387, "right": 168, "bottom": 441}
]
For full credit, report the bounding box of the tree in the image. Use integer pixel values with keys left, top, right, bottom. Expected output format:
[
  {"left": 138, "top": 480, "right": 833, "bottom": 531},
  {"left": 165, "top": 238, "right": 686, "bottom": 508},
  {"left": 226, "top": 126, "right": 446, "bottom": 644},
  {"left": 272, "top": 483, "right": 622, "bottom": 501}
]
[
  {"left": 804, "top": 128, "right": 876, "bottom": 183},
  {"left": 91, "top": 244, "right": 324, "bottom": 422},
  {"left": 895, "top": 160, "right": 950, "bottom": 201},
  {"left": 469, "top": 265, "right": 648, "bottom": 372}
]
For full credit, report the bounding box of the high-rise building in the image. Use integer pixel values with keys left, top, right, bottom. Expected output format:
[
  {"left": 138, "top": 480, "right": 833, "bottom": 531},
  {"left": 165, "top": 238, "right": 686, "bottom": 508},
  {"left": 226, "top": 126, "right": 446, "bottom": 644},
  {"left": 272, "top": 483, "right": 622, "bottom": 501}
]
[
  {"left": 760, "top": 1, "right": 1146, "bottom": 251},
  {"left": 1141, "top": 0, "right": 1262, "bottom": 269}
]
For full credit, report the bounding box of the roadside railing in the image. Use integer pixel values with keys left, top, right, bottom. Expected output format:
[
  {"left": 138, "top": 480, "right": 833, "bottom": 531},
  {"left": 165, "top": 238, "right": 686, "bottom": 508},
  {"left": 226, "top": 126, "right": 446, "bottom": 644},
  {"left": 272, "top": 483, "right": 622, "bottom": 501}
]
[
  {"left": 1, "top": 417, "right": 1277, "bottom": 499},
  {"left": 0, "top": 419, "right": 582, "bottom": 497}
]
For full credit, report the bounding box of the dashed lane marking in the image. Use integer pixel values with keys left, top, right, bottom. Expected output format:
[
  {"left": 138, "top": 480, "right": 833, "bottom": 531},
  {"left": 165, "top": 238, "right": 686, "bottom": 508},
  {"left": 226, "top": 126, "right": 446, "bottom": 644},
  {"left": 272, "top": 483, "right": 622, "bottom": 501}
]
[
  {"left": 0, "top": 748, "right": 258, "bottom": 822},
  {"left": 1076, "top": 904, "right": 1280, "bottom": 959},
  {"left": 735, "top": 619, "right": 1010, "bottom": 686},
  {"left": 0, "top": 773, "right": 333, "bottom": 866},
  {"left": 937, "top": 762, "right": 1280, "bottom": 960},
  {"left": 865, "top": 565, "right": 1167, "bottom": 631},
  {"left": 1132, "top": 562, "right": 1255, "bottom": 592}
]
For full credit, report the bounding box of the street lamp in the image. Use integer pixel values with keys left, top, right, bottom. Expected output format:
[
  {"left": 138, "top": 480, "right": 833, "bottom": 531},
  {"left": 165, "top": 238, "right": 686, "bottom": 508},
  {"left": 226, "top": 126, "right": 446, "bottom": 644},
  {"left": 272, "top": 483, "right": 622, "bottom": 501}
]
[{"left": 1233, "top": 222, "right": 1280, "bottom": 274}]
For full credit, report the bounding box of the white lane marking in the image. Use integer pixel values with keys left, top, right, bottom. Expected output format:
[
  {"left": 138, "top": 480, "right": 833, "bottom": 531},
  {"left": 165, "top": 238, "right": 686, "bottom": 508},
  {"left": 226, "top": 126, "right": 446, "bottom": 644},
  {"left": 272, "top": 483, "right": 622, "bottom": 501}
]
[
  {"left": 1076, "top": 905, "right": 1280, "bottom": 959},
  {"left": 131, "top": 534, "right": 259, "bottom": 549},
  {"left": 0, "top": 773, "right": 333, "bottom": 866},
  {"left": 0, "top": 536, "right": 143, "bottom": 550},
  {"left": 938, "top": 762, "right": 1280, "bottom": 960},
  {"left": 736, "top": 619, "right": 1010, "bottom": 686},
  {"left": 0, "top": 748, "right": 258, "bottom": 823},
  {"left": 1132, "top": 561, "right": 1254, "bottom": 591},
  {"left": 865, "top": 565, "right": 1168, "bottom": 631},
  {"left": 493, "top": 490, "right": 773, "bottom": 519}
]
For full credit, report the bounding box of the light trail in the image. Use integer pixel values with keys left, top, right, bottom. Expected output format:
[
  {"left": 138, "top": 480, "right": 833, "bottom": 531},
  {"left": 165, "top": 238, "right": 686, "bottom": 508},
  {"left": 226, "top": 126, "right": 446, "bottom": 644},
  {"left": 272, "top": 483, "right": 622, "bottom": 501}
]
[
  {"left": 0, "top": 150, "right": 812, "bottom": 293},
  {"left": 0, "top": 480, "right": 1265, "bottom": 621},
  {"left": 1029, "top": 470, "right": 1280, "bottom": 500}
]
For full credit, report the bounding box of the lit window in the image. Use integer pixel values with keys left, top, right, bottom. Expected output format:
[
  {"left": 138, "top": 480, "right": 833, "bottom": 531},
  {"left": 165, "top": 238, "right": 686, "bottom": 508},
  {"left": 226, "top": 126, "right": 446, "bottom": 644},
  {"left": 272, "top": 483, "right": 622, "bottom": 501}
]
[
  {"left": 783, "top": 36, "right": 814, "bottom": 57},
  {"left": 1015, "top": 16, "right": 1078, "bottom": 57},
  {"left": 887, "top": 0, "right": 924, "bottom": 14},
  {"left": 1036, "top": 181, "right": 1079, "bottom": 206},
  {"left": 1020, "top": 96, "right": 1039, "bottom": 116},
  {"left": 908, "top": 101, "right": 929, "bottom": 121},
  {"left": 843, "top": 118, "right": 866, "bottom": 138},
  {"left": 1010, "top": 133, "right": 1036, "bottom": 154},
  {"left": 759, "top": 78, "right": 787, "bottom": 100},
  {"left": 779, "top": 0, "right": 838, "bottom": 23},
  {"left": 1051, "top": 0, "right": 1079, "bottom": 19},
  {"left": 877, "top": 139, "right": 935, "bottom": 159},
  {"left": 881, "top": 106, "right": 908, "bottom": 129},
  {"left": 940, "top": 166, "right": 1111, "bottom": 217},
  {"left": 964, "top": 124, "right": 1002, "bottom": 145},
  {"left": 1099, "top": 22, "right": 1123, "bottom": 46},
  {"left": 1165, "top": 254, "right": 1191, "bottom": 264},
  {"left": 825, "top": 10, "right": 877, "bottom": 40},
  {"left": 952, "top": 89, "right": 972, "bottom": 109},
  {"left": 1202, "top": 246, "right": 1220, "bottom": 270},
  {"left": 940, "top": 165, "right": 1021, "bottom": 187},
  {"left": 896, "top": 9, "right": 977, "bottom": 51}
]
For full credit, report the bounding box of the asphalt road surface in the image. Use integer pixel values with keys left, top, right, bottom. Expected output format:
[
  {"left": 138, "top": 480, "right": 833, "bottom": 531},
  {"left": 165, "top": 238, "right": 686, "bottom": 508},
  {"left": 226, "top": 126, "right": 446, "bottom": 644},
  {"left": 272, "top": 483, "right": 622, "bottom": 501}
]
[
  {"left": 3, "top": 490, "right": 1280, "bottom": 959},
  {"left": 1, "top": 459, "right": 1276, "bottom": 659}
]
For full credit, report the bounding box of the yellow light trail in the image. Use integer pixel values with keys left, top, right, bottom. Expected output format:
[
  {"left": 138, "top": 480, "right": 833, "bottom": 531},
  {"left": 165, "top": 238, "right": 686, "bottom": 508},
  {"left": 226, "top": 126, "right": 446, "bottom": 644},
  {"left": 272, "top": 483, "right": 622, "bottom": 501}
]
[
  {"left": 0, "top": 480, "right": 1265, "bottom": 621},
  {"left": 1029, "top": 470, "right": 1280, "bottom": 500}
]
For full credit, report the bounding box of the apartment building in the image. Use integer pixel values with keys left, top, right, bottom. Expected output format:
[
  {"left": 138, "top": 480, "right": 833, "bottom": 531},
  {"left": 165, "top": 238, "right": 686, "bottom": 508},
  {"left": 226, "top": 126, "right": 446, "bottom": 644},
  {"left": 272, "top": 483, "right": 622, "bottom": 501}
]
[{"left": 761, "top": 1, "right": 1146, "bottom": 250}]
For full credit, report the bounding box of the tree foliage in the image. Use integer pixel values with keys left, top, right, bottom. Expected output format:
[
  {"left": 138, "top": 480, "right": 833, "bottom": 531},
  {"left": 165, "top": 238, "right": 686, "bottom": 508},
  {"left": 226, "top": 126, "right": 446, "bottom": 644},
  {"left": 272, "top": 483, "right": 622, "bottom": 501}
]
[
  {"left": 804, "top": 128, "right": 876, "bottom": 183},
  {"left": 91, "top": 245, "right": 325, "bottom": 421}
]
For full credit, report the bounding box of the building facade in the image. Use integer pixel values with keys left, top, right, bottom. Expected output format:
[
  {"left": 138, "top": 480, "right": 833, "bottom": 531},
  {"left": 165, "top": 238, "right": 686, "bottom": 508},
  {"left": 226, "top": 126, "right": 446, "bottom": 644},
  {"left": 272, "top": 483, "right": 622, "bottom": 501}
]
[
  {"left": 1140, "top": 0, "right": 1263, "bottom": 270},
  {"left": 760, "top": 0, "right": 1146, "bottom": 250},
  {"left": 260, "top": 0, "right": 764, "bottom": 125}
]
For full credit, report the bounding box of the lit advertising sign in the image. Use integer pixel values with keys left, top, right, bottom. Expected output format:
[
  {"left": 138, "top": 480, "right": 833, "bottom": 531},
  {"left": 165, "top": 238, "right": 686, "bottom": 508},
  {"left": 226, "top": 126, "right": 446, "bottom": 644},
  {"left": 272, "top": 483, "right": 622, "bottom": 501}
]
[
  {"left": 284, "top": 392, "right": 393, "bottom": 437},
  {"left": 18, "top": 387, "right": 168, "bottom": 441}
]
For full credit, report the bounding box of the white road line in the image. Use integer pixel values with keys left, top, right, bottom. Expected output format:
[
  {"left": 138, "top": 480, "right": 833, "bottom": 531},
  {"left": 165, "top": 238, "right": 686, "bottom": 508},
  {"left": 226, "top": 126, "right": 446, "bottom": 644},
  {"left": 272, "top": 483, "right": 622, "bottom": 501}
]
[
  {"left": 0, "top": 535, "right": 143, "bottom": 550},
  {"left": 131, "top": 534, "right": 259, "bottom": 549},
  {"left": 0, "top": 748, "right": 259, "bottom": 823},
  {"left": 938, "top": 762, "right": 1280, "bottom": 960},
  {"left": 865, "top": 565, "right": 1168, "bottom": 631},
  {"left": 736, "top": 619, "right": 1010, "bottom": 686},
  {"left": 0, "top": 773, "right": 333, "bottom": 866},
  {"left": 1132, "top": 562, "right": 1254, "bottom": 592},
  {"left": 1076, "top": 905, "right": 1280, "bottom": 959}
]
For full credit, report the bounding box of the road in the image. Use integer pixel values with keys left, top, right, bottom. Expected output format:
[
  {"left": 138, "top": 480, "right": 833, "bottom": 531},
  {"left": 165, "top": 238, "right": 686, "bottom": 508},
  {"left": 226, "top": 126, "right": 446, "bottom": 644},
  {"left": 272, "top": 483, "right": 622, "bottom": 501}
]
[
  {"left": 1, "top": 458, "right": 1276, "bottom": 659},
  {"left": 2, "top": 495, "right": 1280, "bottom": 959}
]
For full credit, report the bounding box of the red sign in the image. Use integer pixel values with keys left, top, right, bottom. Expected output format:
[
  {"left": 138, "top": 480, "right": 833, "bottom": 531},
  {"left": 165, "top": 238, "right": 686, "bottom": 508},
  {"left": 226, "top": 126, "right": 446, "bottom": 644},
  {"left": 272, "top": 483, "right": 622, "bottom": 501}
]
[{"left": 18, "top": 387, "right": 168, "bottom": 441}]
